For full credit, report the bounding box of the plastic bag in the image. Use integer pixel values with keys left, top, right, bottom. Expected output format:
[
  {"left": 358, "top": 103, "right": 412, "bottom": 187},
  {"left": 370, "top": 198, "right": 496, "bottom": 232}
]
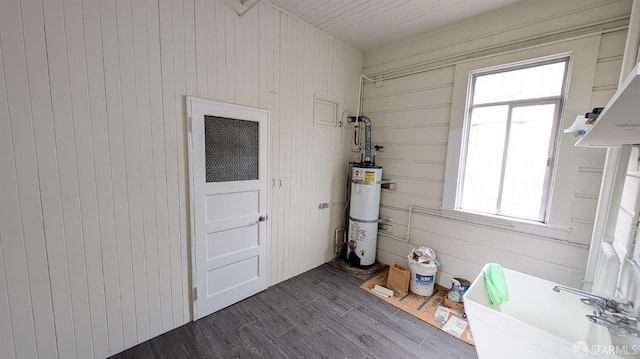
[{"left": 409, "top": 246, "right": 436, "bottom": 265}]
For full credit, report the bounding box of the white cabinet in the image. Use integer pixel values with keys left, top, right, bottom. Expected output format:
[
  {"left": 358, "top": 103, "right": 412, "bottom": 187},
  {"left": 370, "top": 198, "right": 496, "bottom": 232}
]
[{"left": 576, "top": 62, "right": 640, "bottom": 147}]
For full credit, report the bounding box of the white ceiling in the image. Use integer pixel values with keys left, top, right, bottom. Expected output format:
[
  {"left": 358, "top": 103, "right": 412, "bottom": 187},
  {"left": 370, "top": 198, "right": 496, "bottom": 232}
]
[{"left": 262, "top": 0, "right": 527, "bottom": 52}]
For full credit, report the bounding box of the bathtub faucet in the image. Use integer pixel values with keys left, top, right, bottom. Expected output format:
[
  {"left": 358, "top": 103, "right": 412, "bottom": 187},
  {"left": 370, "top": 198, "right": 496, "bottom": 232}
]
[
  {"left": 553, "top": 285, "right": 639, "bottom": 336},
  {"left": 552, "top": 286, "right": 608, "bottom": 302},
  {"left": 552, "top": 285, "right": 634, "bottom": 315}
]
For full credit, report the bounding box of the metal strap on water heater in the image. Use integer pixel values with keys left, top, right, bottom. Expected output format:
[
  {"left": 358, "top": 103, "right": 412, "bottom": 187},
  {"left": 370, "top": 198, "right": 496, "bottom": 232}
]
[
  {"left": 349, "top": 216, "right": 380, "bottom": 223},
  {"left": 352, "top": 179, "right": 385, "bottom": 184}
]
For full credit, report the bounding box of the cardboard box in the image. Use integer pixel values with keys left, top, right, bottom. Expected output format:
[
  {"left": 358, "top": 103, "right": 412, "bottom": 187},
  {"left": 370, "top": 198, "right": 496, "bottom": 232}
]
[{"left": 444, "top": 294, "right": 465, "bottom": 313}]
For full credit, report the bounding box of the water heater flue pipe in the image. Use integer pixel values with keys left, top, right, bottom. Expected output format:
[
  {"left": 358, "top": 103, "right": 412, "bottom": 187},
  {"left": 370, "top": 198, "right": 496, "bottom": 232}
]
[
  {"left": 360, "top": 116, "right": 373, "bottom": 165},
  {"left": 348, "top": 115, "right": 373, "bottom": 165}
]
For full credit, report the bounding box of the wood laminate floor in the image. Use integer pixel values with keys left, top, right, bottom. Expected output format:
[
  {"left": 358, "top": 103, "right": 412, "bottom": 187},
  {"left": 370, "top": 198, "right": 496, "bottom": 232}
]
[{"left": 111, "top": 264, "right": 479, "bottom": 359}]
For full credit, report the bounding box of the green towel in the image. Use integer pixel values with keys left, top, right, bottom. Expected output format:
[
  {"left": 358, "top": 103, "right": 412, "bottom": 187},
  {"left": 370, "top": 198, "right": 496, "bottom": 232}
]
[{"left": 484, "top": 263, "right": 508, "bottom": 305}]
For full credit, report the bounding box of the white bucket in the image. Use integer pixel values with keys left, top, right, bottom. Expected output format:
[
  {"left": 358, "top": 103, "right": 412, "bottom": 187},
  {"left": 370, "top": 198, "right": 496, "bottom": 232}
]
[{"left": 407, "top": 260, "right": 437, "bottom": 296}]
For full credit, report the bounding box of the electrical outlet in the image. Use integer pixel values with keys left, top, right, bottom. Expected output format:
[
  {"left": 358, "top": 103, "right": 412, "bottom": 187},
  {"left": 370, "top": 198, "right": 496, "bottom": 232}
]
[{"left": 318, "top": 203, "right": 329, "bottom": 209}]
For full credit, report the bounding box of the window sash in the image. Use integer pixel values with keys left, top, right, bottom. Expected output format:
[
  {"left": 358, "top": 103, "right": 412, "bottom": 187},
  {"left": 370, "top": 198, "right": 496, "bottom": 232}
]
[
  {"left": 469, "top": 57, "right": 569, "bottom": 105},
  {"left": 460, "top": 98, "right": 564, "bottom": 222}
]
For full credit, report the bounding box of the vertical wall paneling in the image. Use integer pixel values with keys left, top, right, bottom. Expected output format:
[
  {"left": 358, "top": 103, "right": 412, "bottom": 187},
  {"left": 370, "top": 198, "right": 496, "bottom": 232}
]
[
  {"left": 224, "top": 6, "right": 235, "bottom": 103},
  {"left": 42, "top": 0, "right": 84, "bottom": 357},
  {"left": 158, "top": 0, "right": 182, "bottom": 330},
  {"left": 287, "top": 15, "right": 296, "bottom": 278},
  {"left": 273, "top": 8, "right": 283, "bottom": 280},
  {"left": 292, "top": 16, "right": 301, "bottom": 278},
  {"left": 234, "top": 8, "right": 244, "bottom": 104},
  {"left": 144, "top": 0, "right": 164, "bottom": 339},
  {"left": 282, "top": 15, "right": 291, "bottom": 279},
  {"left": 72, "top": 0, "right": 108, "bottom": 355},
  {"left": 44, "top": 0, "right": 87, "bottom": 349},
  {"left": 132, "top": 0, "right": 157, "bottom": 342},
  {"left": 242, "top": 10, "right": 249, "bottom": 102},
  {"left": 98, "top": 0, "right": 126, "bottom": 353},
  {"left": 250, "top": 10, "right": 258, "bottom": 106},
  {"left": 172, "top": 0, "right": 188, "bottom": 327},
  {"left": 148, "top": 0, "right": 173, "bottom": 335},
  {"left": 286, "top": 14, "right": 296, "bottom": 278},
  {"left": 273, "top": 10, "right": 284, "bottom": 282},
  {"left": 70, "top": 0, "right": 108, "bottom": 356},
  {"left": 289, "top": 20, "right": 305, "bottom": 275},
  {"left": 284, "top": 16, "right": 302, "bottom": 278},
  {"left": 298, "top": 22, "right": 307, "bottom": 274},
  {"left": 307, "top": 29, "right": 319, "bottom": 265},
  {"left": 240, "top": 5, "right": 250, "bottom": 104},
  {"left": 234, "top": 8, "right": 241, "bottom": 102},
  {"left": 0, "top": 21, "right": 31, "bottom": 358},
  {"left": 300, "top": 22, "right": 311, "bottom": 276},
  {"left": 116, "top": 0, "right": 143, "bottom": 348},
  {"left": 204, "top": 0, "right": 216, "bottom": 99},
  {"left": 301, "top": 20, "right": 309, "bottom": 272},
  {"left": 305, "top": 31, "right": 324, "bottom": 262},
  {"left": 0, "top": 234, "right": 14, "bottom": 359},
  {"left": 194, "top": 0, "right": 207, "bottom": 98},
  {"left": 318, "top": 40, "right": 331, "bottom": 261},
  {"left": 285, "top": 15, "right": 295, "bottom": 279},
  {"left": 278, "top": 13, "right": 288, "bottom": 280},
  {"left": 266, "top": 5, "right": 279, "bottom": 285},
  {"left": 249, "top": 8, "right": 258, "bottom": 107},
  {"left": 16, "top": 0, "right": 60, "bottom": 356},
  {"left": 250, "top": 8, "right": 260, "bottom": 108},
  {"left": 272, "top": 6, "right": 282, "bottom": 284},
  {"left": 108, "top": 0, "right": 138, "bottom": 350},
  {"left": 83, "top": 1, "right": 115, "bottom": 356},
  {"left": 0, "top": 41, "right": 15, "bottom": 359},
  {"left": 214, "top": 0, "right": 227, "bottom": 101},
  {"left": 182, "top": 0, "right": 197, "bottom": 323},
  {"left": 0, "top": 0, "right": 363, "bottom": 357},
  {"left": 258, "top": 3, "right": 267, "bottom": 110}
]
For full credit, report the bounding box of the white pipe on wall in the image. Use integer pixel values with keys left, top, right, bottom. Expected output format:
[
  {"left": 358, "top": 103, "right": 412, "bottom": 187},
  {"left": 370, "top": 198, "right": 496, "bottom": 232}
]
[
  {"left": 354, "top": 74, "right": 375, "bottom": 151},
  {"left": 377, "top": 205, "right": 437, "bottom": 244}
]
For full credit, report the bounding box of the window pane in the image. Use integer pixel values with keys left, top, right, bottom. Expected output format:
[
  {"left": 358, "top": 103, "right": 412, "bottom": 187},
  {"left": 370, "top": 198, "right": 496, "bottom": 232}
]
[
  {"left": 204, "top": 116, "right": 259, "bottom": 183},
  {"left": 460, "top": 105, "right": 508, "bottom": 214},
  {"left": 500, "top": 104, "right": 556, "bottom": 220},
  {"left": 473, "top": 61, "right": 566, "bottom": 105}
]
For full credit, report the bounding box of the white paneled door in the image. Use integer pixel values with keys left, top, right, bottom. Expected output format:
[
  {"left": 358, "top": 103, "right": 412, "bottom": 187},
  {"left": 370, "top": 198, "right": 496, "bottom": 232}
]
[{"left": 188, "top": 97, "right": 269, "bottom": 319}]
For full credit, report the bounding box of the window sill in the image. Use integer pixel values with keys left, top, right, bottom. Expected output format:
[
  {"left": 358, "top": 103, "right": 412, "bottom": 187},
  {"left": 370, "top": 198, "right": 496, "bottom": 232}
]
[{"left": 440, "top": 207, "right": 572, "bottom": 241}]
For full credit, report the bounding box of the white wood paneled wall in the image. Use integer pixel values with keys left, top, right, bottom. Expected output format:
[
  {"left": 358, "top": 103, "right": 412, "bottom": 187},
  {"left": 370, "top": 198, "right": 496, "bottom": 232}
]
[
  {"left": 0, "top": 0, "right": 362, "bottom": 358},
  {"left": 361, "top": 0, "right": 630, "bottom": 289}
]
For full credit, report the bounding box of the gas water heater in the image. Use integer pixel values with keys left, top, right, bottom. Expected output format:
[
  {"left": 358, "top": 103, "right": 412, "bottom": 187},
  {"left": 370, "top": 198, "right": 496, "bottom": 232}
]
[{"left": 347, "top": 116, "right": 382, "bottom": 267}]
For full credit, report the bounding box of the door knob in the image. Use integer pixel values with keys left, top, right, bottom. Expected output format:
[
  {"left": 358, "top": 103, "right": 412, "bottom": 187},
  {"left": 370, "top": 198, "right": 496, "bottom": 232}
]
[{"left": 258, "top": 215, "right": 267, "bottom": 222}]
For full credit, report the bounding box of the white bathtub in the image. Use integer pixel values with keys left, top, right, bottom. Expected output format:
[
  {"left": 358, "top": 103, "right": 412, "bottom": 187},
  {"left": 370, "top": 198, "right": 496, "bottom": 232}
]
[{"left": 464, "top": 265, "right": 618, "bottom": 359}]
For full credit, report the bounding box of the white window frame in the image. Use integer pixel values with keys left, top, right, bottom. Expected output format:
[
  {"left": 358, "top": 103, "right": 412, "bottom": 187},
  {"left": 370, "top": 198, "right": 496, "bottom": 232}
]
[
  {"left": 442, "top": 36, "right": 602, "bottom": 239},
  {"left": 459, "top": 57, "right": 569, "bottom": 223}
]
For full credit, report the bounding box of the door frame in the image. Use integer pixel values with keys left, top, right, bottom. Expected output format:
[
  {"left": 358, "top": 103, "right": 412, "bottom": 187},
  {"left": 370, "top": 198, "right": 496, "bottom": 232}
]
[{"left": 186, "top": 96, "right": 270, "bottom": 320}]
